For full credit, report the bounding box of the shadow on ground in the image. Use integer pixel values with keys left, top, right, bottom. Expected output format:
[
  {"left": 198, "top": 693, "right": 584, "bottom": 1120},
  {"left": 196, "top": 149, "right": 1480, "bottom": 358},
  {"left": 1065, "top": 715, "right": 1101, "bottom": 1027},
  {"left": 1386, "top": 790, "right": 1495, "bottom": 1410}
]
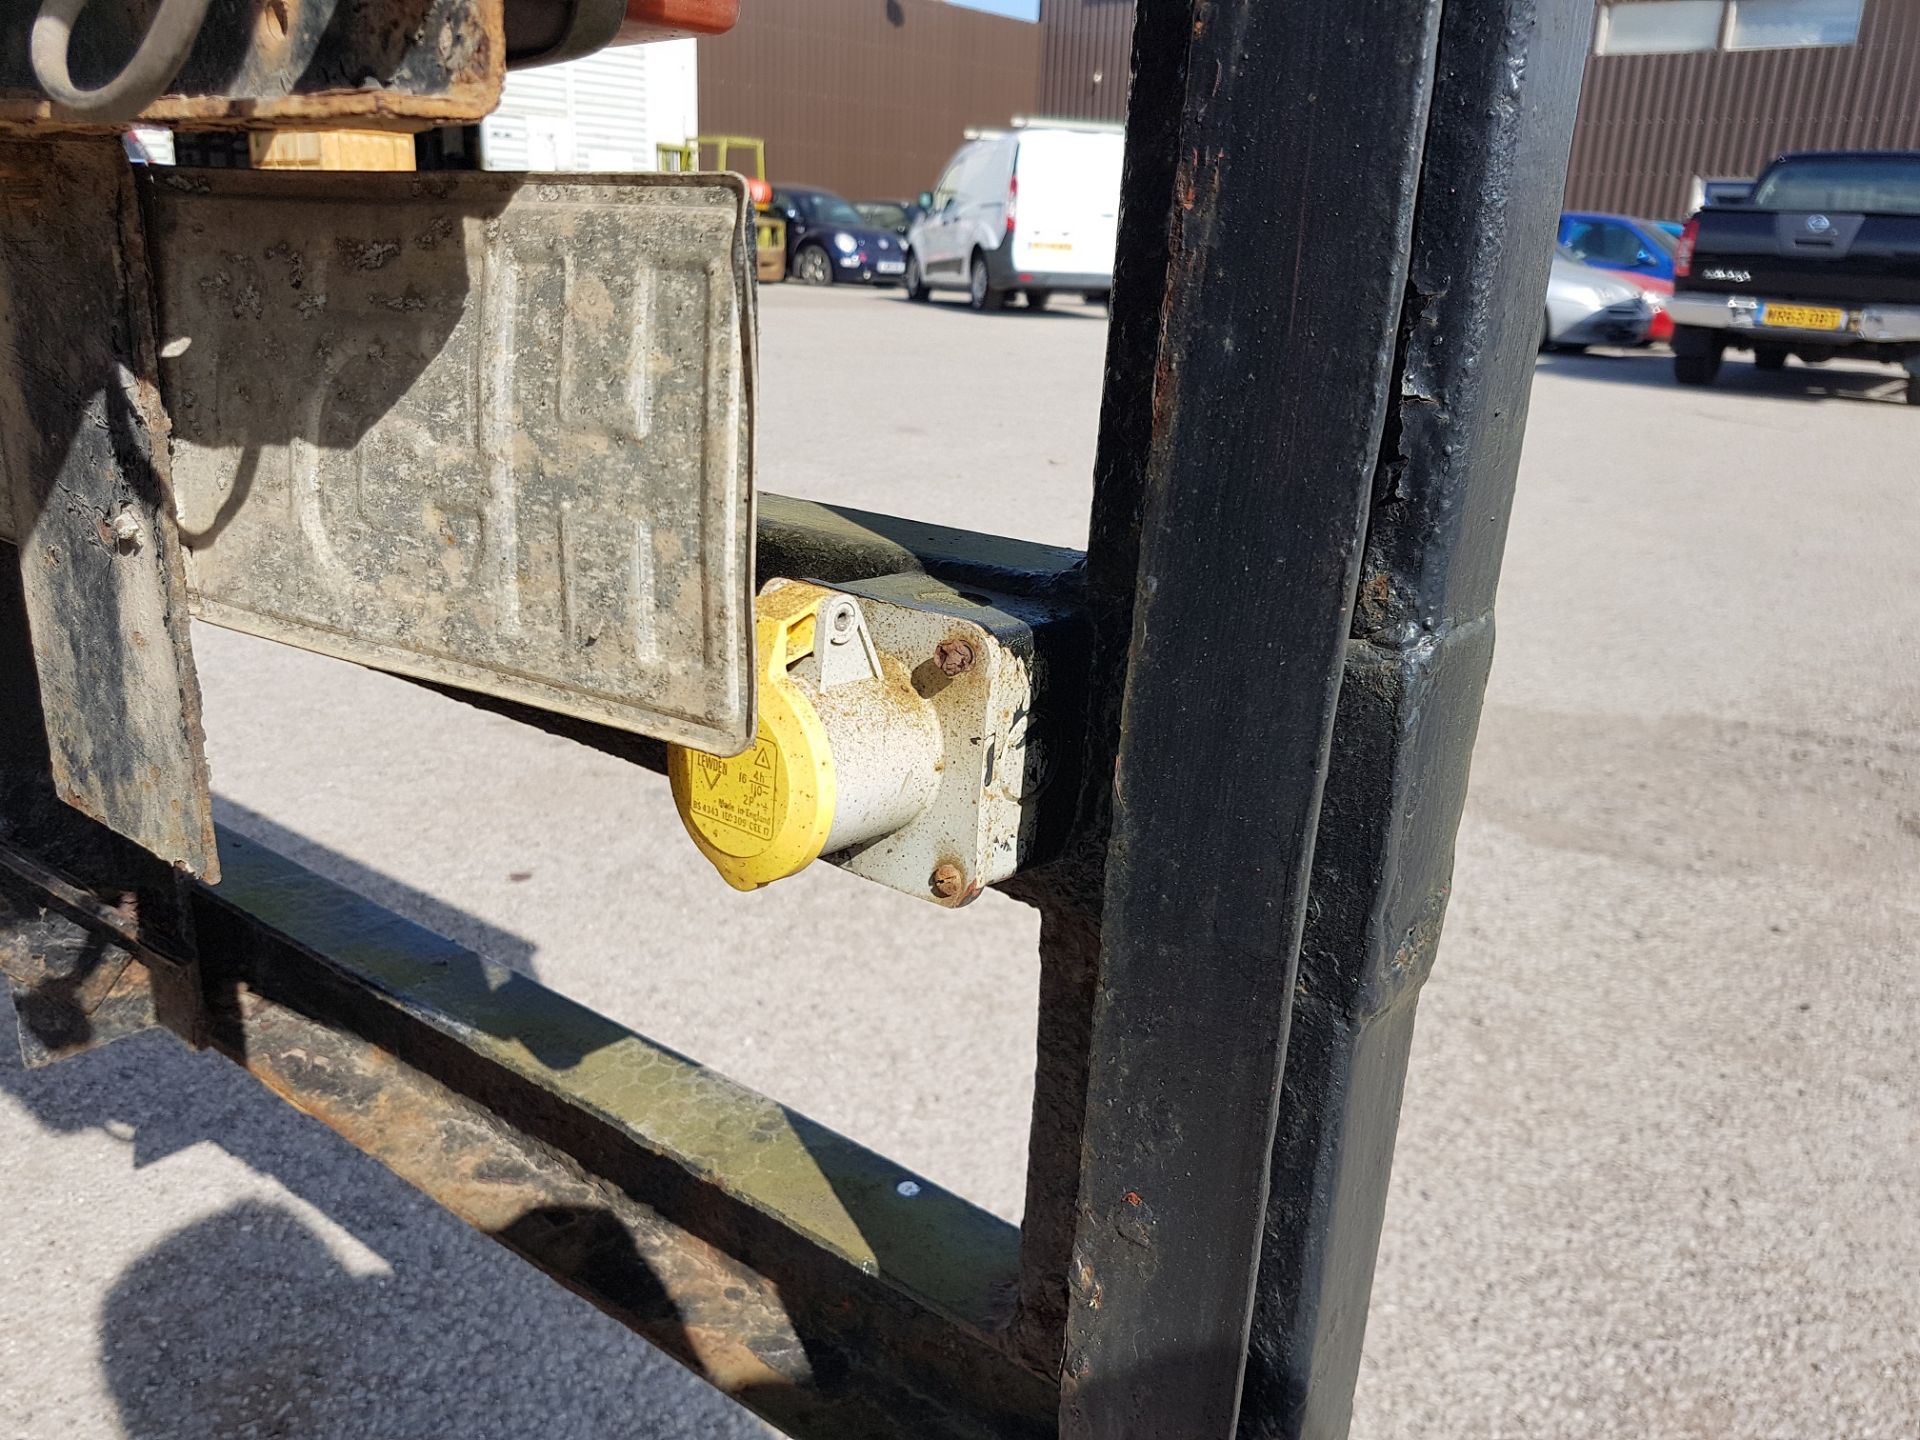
[
  {"left": 210, "top": 797, "right": 539, "bottom": 975},
  {"left": 5, "top": 804, "right": 1002, "bottom": 1438},
  {"left": 1535, "top": 347, "right": 1911, "bottom": 405},
  {"left": 89, "top": 1194, "right": 765, "bottom": 1440},
  {"left": 803, "top": 282, "right": 1109, "bottom": 321},
  {"left": 0, "top": 810, "right": 773, "bottom": 1440},
  {"left": 918, "top": 295, "right": 1109, "bottom": 321}
]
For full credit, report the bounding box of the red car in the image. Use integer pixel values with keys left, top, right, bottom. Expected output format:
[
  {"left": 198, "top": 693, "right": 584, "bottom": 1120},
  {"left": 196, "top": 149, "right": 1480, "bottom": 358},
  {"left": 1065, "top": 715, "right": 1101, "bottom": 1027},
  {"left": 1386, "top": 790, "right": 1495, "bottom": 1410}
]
[{"left": 1613, "top": 269, "right": 1674, "bottom": 343}]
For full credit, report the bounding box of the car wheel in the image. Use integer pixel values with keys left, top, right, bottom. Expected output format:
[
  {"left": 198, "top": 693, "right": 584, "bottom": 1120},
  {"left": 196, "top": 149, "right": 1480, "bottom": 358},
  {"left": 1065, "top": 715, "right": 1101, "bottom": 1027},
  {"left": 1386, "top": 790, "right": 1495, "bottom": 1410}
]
[
  {"left": 1673, "top": 351, "right": 1722, "bottom": 386},
  {"left": 794, "top": 246, "right": 834, "bottom": 286},
  {"left": 969, "top": 253, "right": 1005, "bottom": 312},
  {"left": 1671, "top": 325, "right": 1722, "bottom": 386},
  {"left": 1754, "top": 348, "right": 1787, "bottom": 372},
  {"left": 903, "top": 251, "right": 930, "bottom": 302},
  {"left": 1027, "top": 289, "right": 1052, "bottom": 311}
]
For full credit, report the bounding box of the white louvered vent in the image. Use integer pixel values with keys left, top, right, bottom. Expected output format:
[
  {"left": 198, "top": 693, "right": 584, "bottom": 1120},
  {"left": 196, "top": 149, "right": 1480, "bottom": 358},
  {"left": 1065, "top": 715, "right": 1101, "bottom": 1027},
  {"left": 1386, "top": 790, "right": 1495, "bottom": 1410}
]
[{"left": 480, "top": 40, "right": 697, "bottom": 174}]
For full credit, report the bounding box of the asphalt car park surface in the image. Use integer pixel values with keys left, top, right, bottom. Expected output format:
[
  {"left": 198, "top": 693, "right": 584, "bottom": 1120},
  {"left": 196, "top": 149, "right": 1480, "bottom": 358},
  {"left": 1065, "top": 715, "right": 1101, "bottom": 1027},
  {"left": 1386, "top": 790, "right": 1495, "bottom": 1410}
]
[{"left": 3, "top": 283, "right": 1915, "bottom": 1440}]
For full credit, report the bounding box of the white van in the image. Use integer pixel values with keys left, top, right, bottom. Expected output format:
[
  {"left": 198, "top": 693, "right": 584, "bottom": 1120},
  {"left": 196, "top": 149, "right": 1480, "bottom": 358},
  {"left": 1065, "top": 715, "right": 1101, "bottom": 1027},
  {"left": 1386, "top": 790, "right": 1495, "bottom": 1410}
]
[{"left": 905, "top": 121, "right": 1125, "bottom": 311}]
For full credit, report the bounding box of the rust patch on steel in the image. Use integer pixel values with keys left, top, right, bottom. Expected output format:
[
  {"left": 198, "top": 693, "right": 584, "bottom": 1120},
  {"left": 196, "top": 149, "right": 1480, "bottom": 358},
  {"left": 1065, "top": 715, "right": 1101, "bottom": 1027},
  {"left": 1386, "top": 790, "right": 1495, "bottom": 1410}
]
[
  {"left": 0, "top": 853, "right": 162, "bottom": 1065},
  {"left": 227, "top": 986, "right": 816, "bottom": 1402},
  {"left": 0, "top": 0, "right": 505, "bottom": 132},
  {"left": 934, "top": 636, "right": 976, "bottom": 676}
]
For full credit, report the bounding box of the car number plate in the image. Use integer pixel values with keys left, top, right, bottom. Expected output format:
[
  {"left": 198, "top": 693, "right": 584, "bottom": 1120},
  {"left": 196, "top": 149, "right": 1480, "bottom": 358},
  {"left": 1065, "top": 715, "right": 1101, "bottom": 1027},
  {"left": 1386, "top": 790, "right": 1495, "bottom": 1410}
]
[
  {"left": 1761, "top": 302, "right": 1847, "bottom": 331},
  {"left": 145, "top": 169, "right": 759, "bottom": 755},
  {"left": 877, "top": 260, "right": 905, "bottom": 274}
]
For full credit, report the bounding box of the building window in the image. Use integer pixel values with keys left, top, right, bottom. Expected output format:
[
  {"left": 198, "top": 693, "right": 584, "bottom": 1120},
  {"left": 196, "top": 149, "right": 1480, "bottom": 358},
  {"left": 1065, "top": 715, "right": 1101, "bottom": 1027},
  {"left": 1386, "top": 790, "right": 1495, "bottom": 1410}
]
[
  {"left": 1598, "top": 0, "right": 1725, "bottom": 54},
  {"left": 1727, "top": 0, "right": 1863, "bottom": 49},
  {"left": 1596, "top": 0, "right": 1864, "bottom": 54}
]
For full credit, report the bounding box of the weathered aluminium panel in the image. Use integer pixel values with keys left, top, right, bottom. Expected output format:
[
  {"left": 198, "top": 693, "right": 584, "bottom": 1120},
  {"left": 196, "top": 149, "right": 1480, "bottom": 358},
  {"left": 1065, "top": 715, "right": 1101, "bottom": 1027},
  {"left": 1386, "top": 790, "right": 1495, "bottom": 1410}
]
[{"left": 145, "top": 169, "right": 759, "bottom": 756}]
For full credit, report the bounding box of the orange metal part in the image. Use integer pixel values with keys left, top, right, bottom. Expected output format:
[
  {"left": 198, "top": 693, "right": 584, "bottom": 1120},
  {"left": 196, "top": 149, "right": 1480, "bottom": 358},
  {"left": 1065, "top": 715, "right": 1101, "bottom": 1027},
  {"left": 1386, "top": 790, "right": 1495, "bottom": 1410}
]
[{"left": 615, "top": 0, "right": 741, "bottom": 42}]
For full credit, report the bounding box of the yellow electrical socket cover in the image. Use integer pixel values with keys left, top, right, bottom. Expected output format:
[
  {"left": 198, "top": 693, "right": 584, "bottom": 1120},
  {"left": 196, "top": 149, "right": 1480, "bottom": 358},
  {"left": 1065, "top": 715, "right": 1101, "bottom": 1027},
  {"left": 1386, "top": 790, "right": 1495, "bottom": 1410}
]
[{"left": 668, "top": 583, "right": 839, "bottom": 891}]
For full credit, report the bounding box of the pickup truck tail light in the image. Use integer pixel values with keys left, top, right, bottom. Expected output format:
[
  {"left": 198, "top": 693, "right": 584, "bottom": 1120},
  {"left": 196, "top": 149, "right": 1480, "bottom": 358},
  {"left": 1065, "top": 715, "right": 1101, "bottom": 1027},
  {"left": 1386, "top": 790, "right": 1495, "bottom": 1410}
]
[{"left": 1675, "top": 216, "right": 1698, "bottom": 279}]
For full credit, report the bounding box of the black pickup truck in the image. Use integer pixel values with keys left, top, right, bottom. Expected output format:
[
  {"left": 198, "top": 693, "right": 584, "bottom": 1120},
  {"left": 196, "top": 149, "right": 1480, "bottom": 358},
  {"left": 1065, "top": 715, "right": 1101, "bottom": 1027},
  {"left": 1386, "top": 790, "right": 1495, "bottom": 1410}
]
[{"left": 1670, "top": 151, "right": 1920, "bottom": 404}]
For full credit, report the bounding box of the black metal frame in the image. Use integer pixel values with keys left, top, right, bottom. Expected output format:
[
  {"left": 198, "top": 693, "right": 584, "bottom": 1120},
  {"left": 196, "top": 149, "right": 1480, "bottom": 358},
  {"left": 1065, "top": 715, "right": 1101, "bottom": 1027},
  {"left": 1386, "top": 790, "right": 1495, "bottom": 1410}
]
[{"left": 0, "top": 0, "right": 1592, "bottom": 1434}]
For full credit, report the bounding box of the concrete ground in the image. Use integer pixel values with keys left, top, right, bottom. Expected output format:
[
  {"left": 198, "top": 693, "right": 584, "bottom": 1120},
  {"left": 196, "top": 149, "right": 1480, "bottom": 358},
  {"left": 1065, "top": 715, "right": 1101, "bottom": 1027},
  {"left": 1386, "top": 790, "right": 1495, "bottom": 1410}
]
[{"left": 3, "top": 282, "right": 1916, "bottom": 1439}]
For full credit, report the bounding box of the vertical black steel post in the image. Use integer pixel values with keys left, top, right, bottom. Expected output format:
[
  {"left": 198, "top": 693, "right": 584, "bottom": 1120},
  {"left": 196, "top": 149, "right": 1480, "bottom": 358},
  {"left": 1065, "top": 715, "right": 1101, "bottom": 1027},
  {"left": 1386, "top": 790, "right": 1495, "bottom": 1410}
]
[
  {"left": 1052, "top": 0, "right": 1451, "bottom": 1434},
  {"left": 1026, "top": 0, "right": 1593, "bottom": 1436},
  {"left": 1237, "top": 1, "right": 1594, "bottom": 1435}
]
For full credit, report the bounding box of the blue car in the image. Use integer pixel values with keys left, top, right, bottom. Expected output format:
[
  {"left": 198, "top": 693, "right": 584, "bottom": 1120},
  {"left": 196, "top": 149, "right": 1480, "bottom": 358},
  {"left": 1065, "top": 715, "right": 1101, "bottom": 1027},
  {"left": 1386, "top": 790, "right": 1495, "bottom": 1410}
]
[
  {"left": 771, "top": 186, "right": 909, "bottom": 287},
  {"left": 1558, "top": 212, "right": 1680, "bottom": 283}
]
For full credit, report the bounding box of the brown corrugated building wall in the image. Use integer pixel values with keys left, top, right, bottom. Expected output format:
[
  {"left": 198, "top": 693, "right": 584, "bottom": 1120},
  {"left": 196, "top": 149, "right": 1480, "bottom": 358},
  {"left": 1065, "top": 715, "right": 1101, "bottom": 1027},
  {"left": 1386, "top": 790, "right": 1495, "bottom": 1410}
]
[
  {"left": 1030, "top": 0, "right": 1920, "bottom": 219},
  {"left": 697, "top": 1, "right": 1920, "bottom": 218},
  {"left": 1035, "top": 0, "right": 1133, "bottom": 122},
  {"left": 696, "top": 0, "right": 1041, "bottom": 199},
  {"left": 1567, "top": 0, "right": 1920, "bottom": 216}
]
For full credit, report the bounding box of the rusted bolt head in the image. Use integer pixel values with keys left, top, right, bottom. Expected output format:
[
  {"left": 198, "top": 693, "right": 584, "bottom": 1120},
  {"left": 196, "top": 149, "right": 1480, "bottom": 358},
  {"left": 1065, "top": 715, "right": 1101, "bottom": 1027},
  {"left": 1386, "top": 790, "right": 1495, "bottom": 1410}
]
[
  {"left": 930, "top": 862, "right": 965, "bottom": 899},
  {"left": 934, "top": 638, "right": 976, "bottom": 677}
]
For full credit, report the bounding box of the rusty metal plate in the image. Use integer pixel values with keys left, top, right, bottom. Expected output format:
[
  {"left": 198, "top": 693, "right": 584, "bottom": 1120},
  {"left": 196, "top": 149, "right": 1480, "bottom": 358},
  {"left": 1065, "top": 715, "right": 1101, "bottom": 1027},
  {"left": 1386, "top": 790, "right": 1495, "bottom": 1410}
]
[
  {"left": 0, "top": 0, "right": 504, "bottom": 131},
  {"left": 145, "top": 169, "right": 757, "bottom": 755}
]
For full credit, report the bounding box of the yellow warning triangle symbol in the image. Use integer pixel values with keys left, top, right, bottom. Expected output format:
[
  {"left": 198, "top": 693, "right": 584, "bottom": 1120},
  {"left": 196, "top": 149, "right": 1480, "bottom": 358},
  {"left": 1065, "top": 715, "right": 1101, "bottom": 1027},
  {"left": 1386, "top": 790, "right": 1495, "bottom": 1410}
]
[{"left": 753, "top": 746, "right": 773, "bottom": 770}]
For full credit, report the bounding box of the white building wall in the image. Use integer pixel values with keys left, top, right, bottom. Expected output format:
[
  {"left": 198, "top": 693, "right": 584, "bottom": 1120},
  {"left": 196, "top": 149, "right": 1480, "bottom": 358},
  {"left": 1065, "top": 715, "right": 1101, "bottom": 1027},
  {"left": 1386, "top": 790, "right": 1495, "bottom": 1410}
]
[{"left": 479, "top": 38, "right": 698, "bottom": 173}]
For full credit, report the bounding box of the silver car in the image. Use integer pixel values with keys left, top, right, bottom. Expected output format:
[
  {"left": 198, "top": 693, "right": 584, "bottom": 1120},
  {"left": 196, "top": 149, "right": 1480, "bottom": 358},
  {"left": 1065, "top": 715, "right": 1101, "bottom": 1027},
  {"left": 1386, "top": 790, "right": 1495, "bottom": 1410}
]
[{"left": 1543, "top": 246, "right": 1652, "bottom": 349}]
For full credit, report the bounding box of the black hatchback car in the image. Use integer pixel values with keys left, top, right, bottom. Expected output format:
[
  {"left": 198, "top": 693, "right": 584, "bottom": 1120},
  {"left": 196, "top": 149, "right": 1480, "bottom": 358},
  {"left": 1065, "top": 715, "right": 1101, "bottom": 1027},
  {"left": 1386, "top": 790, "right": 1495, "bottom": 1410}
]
[{"left": 771, "top": 186, "right": 908, "bottom": 286}]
